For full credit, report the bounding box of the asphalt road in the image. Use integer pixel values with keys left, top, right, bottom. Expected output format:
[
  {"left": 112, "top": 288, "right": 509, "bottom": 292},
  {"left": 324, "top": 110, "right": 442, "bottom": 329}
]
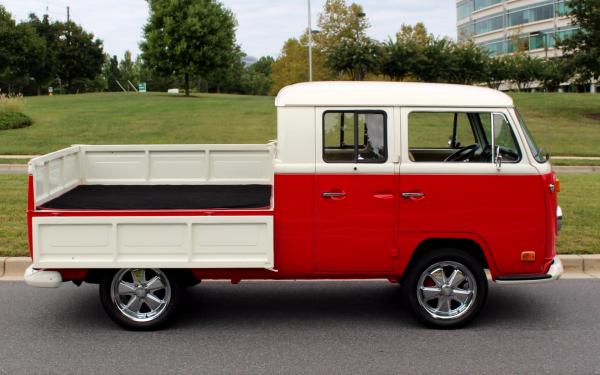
[{"left": 1, "top": 280, "right": 599, "bottom": 374}]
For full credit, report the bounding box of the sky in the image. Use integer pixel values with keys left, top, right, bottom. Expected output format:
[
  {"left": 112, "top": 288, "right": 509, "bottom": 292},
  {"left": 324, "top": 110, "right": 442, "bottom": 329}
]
[{"left": 2, "top": 0, "right": 457, "bottom": 60}]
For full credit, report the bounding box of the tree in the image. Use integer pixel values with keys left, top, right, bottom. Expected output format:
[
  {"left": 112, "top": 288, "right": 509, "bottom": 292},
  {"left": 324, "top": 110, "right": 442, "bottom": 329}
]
[
  {"left": 380, "top": 23, "right": 430, "bottom": 81},
  {"left": 560, "top": 0, "right": 600, "bottom": 80},
  {"left": 103, "top": 54, "right": 122, "bottom": 92},
  {"left": 316, "top": 0, "right": 369, "bottom": 53},
  {"left": 270, "top": 37, "right": 333, "bottom": 95},
  {"left": 54, "top": 21, "right": 104, "bottom": 92},
  {"left": 141, "top": 0, "right": 237, "bottom": 96},
  {"left": 450, "top": 41, "right": 489, "bottom": 84},
  {"left": 0, "top": 7, "right": 45, "bottom": 94},
  {"left": 119, "top": 50, "right": 138, "bottom": 89},
  {"left": 415, "top": 37, "right": 455, "bottom": 83},
  {"left": 484, "top": 55, "right": 510, "bottom": 89},
  {"left": 326, "top": 37, "right": 381, "bottom": 80},
  {"left": 506, "top": 54, "right": 544, "bottom": 91},
  {"left": 539, "top": 58, "right": 573, "bottom": 92}
]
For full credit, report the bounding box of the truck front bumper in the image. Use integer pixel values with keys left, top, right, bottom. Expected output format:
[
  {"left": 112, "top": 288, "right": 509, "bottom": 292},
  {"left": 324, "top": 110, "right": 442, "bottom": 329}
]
[
  {"left": 24, "top": 265, "right": 62, "bottom": 288},
  {"left": 494, "top": 257, "right": 563, "bottom": 285}
]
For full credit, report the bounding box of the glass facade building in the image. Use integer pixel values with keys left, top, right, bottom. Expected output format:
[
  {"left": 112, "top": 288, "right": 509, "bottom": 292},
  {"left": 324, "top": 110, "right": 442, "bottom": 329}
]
[{"left": 456, "top": 0, "right": 577, "bottom": 57}]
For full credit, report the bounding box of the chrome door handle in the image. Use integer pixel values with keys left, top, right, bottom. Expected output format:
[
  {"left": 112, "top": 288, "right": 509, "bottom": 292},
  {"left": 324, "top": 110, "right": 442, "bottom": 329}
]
[
  {"left": 322, "top": 192, "right": 347, "bottom": 198},
  {"left": 401, "top": 192, "right": 425, "bottom": 199}
]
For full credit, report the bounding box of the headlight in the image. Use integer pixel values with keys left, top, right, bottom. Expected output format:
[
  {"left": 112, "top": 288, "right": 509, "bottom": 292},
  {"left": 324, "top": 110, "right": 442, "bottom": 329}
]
[{"left": 557, "top": 206, "right": 563, "bottom": 232}]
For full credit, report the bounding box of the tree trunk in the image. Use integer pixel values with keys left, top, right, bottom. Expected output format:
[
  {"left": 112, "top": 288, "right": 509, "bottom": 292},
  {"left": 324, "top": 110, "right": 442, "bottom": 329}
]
[{"left": 184, "top": 72, "right": 190, "bottom": 96}]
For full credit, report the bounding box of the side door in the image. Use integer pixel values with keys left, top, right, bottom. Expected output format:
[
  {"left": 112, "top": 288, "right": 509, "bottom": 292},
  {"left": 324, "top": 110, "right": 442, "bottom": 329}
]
[
  {"left": 399, "top": 108, "right": 546, "bottom": 275},
  {"left": 314, "top": 108, "right": 397, "bottom": 272}
]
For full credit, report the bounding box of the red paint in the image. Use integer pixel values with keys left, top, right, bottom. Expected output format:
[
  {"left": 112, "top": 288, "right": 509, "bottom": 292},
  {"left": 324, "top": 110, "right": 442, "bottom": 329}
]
[{"left": 31, "top": 172, "right": 556, "bottom": 282}]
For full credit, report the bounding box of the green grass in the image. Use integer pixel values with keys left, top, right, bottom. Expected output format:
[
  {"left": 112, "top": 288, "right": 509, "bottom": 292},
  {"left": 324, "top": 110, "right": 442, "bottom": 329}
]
[
  {"left": 510, "top": 92, "right": 600, "bottom": 157},
  {"left": 0, "top": 173, "right": 597, "bottom": 256},
  {"left": 0, "top": 91, "right": 597, "bottom": 156},
  {"left": 0, "top": 159, "right": 31, "bottom": 164},
  {"left": 0, "top": 92, "right": 276, "bottom": 155},
  {"left": 551, "top": 159, "right": 600, "bottom": 166},
  {"left": 0, "top": 175, "right": 28, "bottom": 257}
]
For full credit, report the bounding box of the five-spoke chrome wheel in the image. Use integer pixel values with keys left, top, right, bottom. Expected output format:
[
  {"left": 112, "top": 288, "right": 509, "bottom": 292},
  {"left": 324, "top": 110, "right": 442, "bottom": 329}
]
[
  {"left": 110, "top": 268, "right": 171, "bottom": 322},
  {"left": 403, "top": 249, "right": 488, "bottom": 328},
  {"left": 416, "top": 261, "right": 476, "bottom": 320},
  {"left": 100, "top": 268, "right": 181, "bottom": 330}
]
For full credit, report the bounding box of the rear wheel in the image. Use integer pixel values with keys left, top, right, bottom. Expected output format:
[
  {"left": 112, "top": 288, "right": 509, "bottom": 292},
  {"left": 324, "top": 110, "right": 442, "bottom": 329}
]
[
  {"left": 403, "top": 249, "right": 488, "bottom": 328},
  {"left": 99, "top": 268, "right": 181, "bottom": 331}
]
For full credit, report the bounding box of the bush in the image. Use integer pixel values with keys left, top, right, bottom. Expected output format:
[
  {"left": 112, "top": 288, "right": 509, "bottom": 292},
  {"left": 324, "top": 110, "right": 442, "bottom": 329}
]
[
  {"left": 0, "top": 94, "right": 26, "bottom": 113},
  {"left": 0, "top": 111, "right": 33, "bottom": 130}
]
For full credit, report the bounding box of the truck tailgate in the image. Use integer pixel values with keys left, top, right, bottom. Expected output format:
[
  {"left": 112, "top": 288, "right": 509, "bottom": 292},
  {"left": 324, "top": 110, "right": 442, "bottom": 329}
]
[{"left": 31, "top": 215, "right": 274, "bottom": 269}]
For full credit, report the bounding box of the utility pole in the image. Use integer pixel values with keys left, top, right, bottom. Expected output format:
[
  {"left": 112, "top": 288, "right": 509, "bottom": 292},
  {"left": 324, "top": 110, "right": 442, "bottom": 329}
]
[
  {"left": 307, "top": 0, "right": 313, "bottom": 82},
  {"left": 67, "top": 6, "right": 70, "bottom": 22}
]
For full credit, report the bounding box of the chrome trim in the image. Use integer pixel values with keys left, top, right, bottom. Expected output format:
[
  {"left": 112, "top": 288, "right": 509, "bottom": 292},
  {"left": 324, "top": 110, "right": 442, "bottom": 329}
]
[
  {"left": 322, "top": 192, "right": 346, "bottom": 198},
  {"left": 402, "top": 192, "right": 426, "bottom": 199},
  {"left": 557, "top": 206, "right": 563, "bottom": 232},
  {"left": 24, "top": 265, "right": 62, "bottom": 288},
  {"left": 495, "top": 257, "right": 563, "bottom": 285}
]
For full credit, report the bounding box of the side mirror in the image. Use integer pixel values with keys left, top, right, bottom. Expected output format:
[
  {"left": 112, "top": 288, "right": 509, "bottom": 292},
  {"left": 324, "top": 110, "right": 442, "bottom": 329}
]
[{"left": 495, "top": 146, "right": 502, "bottom": 171}]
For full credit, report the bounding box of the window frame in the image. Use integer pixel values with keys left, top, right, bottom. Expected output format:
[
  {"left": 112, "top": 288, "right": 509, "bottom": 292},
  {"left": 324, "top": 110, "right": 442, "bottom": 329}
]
[{"left": 322, "top": 110, "right": 388, "bottom": 164}]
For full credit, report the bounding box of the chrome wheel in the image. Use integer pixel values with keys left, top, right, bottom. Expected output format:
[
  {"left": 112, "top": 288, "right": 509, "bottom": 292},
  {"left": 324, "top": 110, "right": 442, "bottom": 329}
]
[
  {"left": 416, "top": 261, "right": 477, "bottom": 320},
  {"left": 110, "top": 268, "right": 171, "bottom": 323}
]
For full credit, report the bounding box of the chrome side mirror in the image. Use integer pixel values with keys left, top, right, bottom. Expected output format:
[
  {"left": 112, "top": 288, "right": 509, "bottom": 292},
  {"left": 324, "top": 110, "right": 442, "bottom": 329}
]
[{"left": 495, "top": 145, "right": 502, "bottom": 170}]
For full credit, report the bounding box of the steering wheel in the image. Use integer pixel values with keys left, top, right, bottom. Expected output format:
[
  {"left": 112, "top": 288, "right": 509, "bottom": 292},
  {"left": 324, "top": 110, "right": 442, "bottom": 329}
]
[{"left": 444, "top": 144, "right": 480, "bottom": 162}]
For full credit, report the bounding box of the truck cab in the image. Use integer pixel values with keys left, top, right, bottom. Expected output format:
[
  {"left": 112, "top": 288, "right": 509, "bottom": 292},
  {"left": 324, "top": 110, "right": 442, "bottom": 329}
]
[{"left": 25, "top": 82, "right": 563, "bottom": 330}]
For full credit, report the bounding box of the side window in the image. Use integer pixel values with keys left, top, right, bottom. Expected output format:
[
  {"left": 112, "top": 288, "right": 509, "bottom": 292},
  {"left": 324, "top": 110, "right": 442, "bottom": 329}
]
[
  {"left": 491, "top": 113, "right": 521, "bottom": 162},
  {"left": 408, "top": 112, "right": 476, "bottom": 149},
  {"left": 408, "top": 111, "right": 520, "bottom": 163},
  {"left": 323, "top": 111, "right": 387, "bottom": 163}
]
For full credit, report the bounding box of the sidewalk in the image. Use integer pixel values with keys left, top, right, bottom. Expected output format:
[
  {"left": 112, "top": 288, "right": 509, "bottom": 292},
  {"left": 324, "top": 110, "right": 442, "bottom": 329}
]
[{"left": 2, "top": 255, "right": 599, "bottom": 281}]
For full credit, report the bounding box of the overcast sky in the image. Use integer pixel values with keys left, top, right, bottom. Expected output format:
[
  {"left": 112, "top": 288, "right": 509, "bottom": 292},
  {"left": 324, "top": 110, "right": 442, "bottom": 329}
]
[{"left": 3, "top": 0, "right": 457, "bottom": 59}]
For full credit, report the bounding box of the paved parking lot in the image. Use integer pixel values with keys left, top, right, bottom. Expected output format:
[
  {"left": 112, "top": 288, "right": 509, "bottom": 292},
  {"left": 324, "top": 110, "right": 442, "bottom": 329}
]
[{"left": 1, "top": 280, "right": 599, "bottom": 374}]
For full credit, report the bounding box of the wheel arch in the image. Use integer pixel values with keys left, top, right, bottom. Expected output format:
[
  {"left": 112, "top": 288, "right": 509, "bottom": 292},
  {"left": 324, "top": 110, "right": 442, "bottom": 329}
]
[{"left": 402, "top": 237, "right": 497, "bottom": 281}]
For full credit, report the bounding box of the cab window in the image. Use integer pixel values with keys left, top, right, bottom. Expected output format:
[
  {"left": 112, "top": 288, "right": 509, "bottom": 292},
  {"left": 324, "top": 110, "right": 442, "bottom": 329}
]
[
  {"left": 408, "top": 111, "right": 521, "bottom": 163},
  {"left": 323, "top": 111, "right": 387, "bottom": 163}
]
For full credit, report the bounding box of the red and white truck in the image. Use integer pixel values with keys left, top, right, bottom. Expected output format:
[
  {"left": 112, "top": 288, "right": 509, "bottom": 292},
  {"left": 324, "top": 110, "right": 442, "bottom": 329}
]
[{"left": 25, "top": 82, "right": 563, "bottom": 330}]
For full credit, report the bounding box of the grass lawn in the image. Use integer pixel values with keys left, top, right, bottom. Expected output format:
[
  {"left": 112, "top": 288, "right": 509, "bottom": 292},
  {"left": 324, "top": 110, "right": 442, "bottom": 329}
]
[
  {"left": 0, "top": 92, "right": 276, "bottom": 155},
  {"left": 0, "top": 91, "right": 597, "bottom": 157},
  {"left": 0, "top": 173, "right": 597, "bottom": 257}
]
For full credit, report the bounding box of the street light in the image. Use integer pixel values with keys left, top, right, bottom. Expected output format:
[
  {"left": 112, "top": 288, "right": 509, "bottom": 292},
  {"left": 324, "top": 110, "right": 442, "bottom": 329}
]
[{"left": 308, "top": 0, "right": 313, "bottom": 81}]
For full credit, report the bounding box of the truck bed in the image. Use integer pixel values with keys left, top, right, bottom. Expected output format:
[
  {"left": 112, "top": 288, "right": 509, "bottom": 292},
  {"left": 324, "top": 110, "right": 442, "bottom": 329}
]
[{"left": 41, "top": 184, "right": 272, "bottom": 210}]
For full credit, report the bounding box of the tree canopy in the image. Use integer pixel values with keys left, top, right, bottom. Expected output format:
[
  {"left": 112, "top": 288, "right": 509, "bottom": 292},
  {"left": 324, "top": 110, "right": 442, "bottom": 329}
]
[{"left": 141, "top": 0, "right": 238, "bottom": 96}]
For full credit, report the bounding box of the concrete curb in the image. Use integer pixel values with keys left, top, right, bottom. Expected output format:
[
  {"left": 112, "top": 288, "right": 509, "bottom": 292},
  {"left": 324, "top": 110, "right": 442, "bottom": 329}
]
[{"left": 1, "top": 255, "right": 600, "bottom": 282}]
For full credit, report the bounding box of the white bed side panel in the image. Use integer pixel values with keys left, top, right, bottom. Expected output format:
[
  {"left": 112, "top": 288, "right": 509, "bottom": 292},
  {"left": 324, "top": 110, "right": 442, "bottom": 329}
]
[{"left": 32, "top": 216, "right": 274, "bottom": 269}]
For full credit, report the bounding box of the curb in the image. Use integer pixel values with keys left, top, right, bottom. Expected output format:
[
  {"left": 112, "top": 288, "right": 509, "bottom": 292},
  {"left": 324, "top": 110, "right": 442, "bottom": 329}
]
[{"left": 1, "top": 255, "right": 600, "bottom": 282}]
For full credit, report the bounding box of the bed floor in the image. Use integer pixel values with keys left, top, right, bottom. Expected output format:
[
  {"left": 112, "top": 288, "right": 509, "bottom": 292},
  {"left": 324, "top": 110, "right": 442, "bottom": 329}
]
[{"left": 41, "top": 185, "right": 273, "bottom": 210}]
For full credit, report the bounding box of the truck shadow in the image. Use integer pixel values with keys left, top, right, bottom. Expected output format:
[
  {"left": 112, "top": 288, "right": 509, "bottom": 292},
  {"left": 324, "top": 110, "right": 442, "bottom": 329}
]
[{"left": 43, "top": 281, "right": 562, "bottom": 331}]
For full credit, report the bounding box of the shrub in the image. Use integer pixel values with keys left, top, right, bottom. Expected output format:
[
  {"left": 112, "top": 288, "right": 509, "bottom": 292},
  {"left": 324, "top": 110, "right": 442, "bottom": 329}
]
[{"left": 0, "top": 111, "right": 33, "bottom": 130}]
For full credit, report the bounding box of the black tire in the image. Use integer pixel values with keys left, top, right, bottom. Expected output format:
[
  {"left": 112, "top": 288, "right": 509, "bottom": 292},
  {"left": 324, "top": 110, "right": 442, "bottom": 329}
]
[
  {"left": 402, "top": 249, "right": 488, "bottom": 328},
  {"left": 99, "top": 268, "right": 181, "bottom": 331}
]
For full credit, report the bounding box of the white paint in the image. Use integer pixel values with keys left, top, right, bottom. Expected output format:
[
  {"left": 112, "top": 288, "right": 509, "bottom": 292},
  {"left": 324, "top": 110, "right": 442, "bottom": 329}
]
[
  {"left": 275, "top": 82, "right": 514, "bottom": 108},
  {"left": 32, "top": 216, "right": 274, "bottom": 269},
  {"left": 30, "top": 144, "right": 274, "bottom": 206}
]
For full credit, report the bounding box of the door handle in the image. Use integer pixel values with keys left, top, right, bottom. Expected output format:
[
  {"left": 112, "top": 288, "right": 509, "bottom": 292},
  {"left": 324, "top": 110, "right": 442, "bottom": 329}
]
[
  {"left": 322, "top": 192, "right": 347, "bottom": 199},
  {"left": 401, "top": 192, "right": 426, "bottom": 199}
]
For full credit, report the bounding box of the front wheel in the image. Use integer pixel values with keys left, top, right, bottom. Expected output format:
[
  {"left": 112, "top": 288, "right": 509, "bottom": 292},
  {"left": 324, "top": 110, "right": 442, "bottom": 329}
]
[
  {"left": 403, "top": 249, "right": 488, "bottom": 328},
  {"left": 99, "top": 268, "right": 181, "bottom": 331}
]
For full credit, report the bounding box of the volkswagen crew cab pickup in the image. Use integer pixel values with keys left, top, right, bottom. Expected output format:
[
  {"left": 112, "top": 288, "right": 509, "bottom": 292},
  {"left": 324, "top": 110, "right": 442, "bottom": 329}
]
[{"left": 25, "top": 82, "right": 563, "bottom": 330}]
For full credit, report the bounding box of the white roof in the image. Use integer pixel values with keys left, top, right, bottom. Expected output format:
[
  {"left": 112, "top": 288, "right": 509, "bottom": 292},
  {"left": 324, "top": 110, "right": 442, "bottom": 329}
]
[{"left": 275, "top": 81, "right": 514, "bottom": 108}]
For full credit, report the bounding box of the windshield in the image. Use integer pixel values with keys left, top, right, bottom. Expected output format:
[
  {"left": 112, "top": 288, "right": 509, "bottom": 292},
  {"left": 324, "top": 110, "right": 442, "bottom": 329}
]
[{"left": 515, "top": 109, "right": 548, "bottom": 163}]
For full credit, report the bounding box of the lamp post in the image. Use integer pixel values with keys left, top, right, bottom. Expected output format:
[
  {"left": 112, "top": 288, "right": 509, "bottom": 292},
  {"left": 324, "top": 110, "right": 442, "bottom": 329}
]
[{"left": 308, "top": 0, "right": 313, "bottom": 82}]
